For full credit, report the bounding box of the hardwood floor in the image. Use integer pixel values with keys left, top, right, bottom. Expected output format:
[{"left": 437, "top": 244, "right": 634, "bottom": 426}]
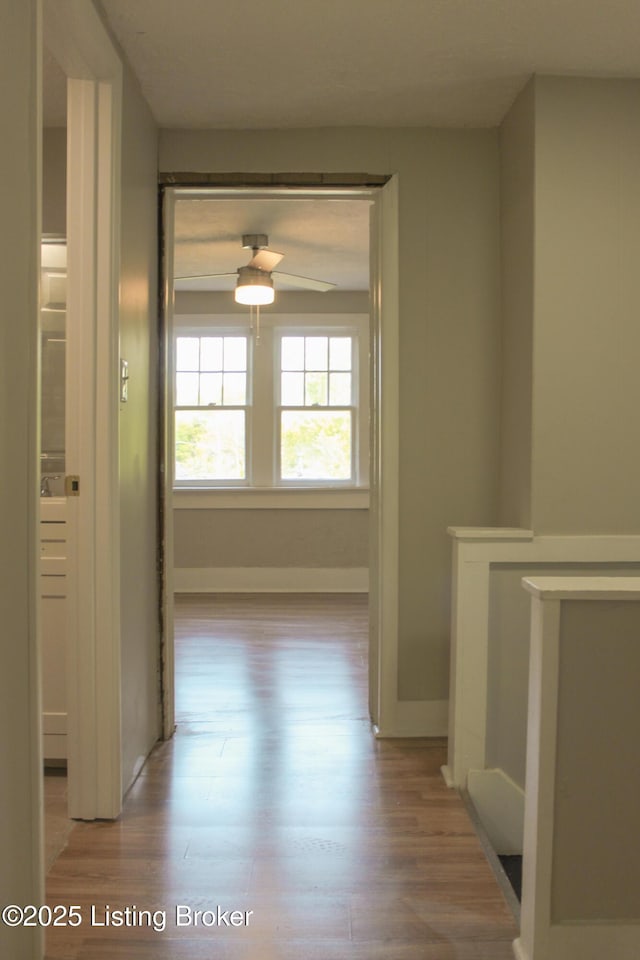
[
  {"left": 43, "top": 767, "right": 74, "bottom": 871},
  {"left": 45, "top": 594, "right": 517, "bottom": 958}
]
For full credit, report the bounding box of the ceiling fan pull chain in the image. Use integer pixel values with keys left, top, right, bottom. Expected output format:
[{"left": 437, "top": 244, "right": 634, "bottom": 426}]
[{"left": 248, "top": 302, "right": 261, "bottom": 343}]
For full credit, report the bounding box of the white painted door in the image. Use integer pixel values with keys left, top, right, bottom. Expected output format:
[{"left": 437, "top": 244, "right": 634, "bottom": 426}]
[{"left": 45, "top": 1, "right": 123, "bottom": 820}]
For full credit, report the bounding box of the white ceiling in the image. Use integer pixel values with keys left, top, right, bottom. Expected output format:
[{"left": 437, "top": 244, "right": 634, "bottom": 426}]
[
  {"left": 98, "top": 0, "right": 640, "bottom": 129},
  {"left": 173, "top": 197, "right": 371, "bottom": 293},
  {"left": 43, "top": 0, "right": 640, "bottom": 293}
]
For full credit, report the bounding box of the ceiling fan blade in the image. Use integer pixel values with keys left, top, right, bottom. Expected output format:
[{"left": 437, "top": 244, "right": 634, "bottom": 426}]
[
  {"left": 248, "top": 249, "right": 284, "bottom": 272},
  {"left": 174, "top": 271, "right": 237, "bottom": 281},
  {"left": 272, "top": 271, "right": 337, "bottom": 293}
]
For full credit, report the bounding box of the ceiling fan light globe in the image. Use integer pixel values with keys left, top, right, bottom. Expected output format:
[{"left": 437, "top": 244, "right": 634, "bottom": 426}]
[
  {"left": 235, "top": 265, "right": 275, "bottom": 305},
  {"left": 235, "top": 285, "right": 274, "bottom": 305}
]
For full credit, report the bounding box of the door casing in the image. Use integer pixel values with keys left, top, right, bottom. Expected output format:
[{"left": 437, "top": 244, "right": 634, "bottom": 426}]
[
  {"left": 44, "top": 0, "right": 123, "bottom": 820},
  {"left": 160, "top": 180, "right": 400, "bottom": 734}
]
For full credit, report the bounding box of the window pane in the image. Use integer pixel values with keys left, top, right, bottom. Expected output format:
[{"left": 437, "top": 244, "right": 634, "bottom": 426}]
[
  {"left": 175, "top": 410, "right": 245, "bottom": 480},
  {"left": 329, "top": 337, "right": 352, "bottom": 371},
  {"left": 176, "top": 337, "right": 199, "bottom": 371},
  {"left": 281, "top": 372, "right": 304, "bottom": 406},
  {"left": 200, "top": 337, "right": 223, "bottom": 371},
  {"left": 223, "top": 372, "right": 246, "bottom": 405},
  {"left": 176, "top": 372, "right": 199, "bottom": 406},
  {"left": 280, "top": 410, "right": 351, "bottom": 480},
  {"left": 329, "top": 372, "right": 351, "bottom": 406},
  {"left": 223, "top": 337, "right": 247, "bottom": 371},
  {"left": 305, "top": 371, "right": 328, "bottom": 406},
  {"left": 281, "top": 336, "right": 304, "bottom": 371},
  {"left": 199, "top": 372, "right": 223, "bottom": 406},
  {"left": 305, "top": 336, "right": 328, "bottom": 371}
]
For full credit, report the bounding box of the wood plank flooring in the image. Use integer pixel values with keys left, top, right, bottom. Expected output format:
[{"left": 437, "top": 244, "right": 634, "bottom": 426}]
[
  {"left": 44, "top": 767, "right": 74, "bottom": 871},
  {"left": 45, "top": 593, "right": 517, "bottom": 958}
]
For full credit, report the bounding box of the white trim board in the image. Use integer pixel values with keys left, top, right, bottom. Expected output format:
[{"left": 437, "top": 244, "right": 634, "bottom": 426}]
[
  {"left": 374, "top": 698, "right": 448, "bottom": 738},
  {"left": 174, "top": 566, "right": 369, "bottom": 593},
  {"left": 516, "top": 585, "right": 640, "bottom": 960},
  {"left": 368, "top": 175, "right": 400, "bottom": 736},
  {"left": 466, "top": 768, "right": 524, "bottom": 855},
  {"left": 514, "top": 929, "right": 640, "bottom": 960},
  {"left": 173, "top": 489, "right": 370, "bottom": 509}
]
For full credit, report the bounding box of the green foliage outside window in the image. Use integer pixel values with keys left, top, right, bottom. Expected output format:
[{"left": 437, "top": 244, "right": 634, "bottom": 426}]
[
  {"left": 175, "top": 411, "right": 245, "bottom": 480},
  {"left": 280, "top": 411, "right": 351, "bottom": 480}
]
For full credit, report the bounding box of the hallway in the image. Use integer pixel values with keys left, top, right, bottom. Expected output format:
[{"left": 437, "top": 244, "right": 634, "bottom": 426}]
[{"left": 45, "top": 594, "right": 516, "bottom": 958}]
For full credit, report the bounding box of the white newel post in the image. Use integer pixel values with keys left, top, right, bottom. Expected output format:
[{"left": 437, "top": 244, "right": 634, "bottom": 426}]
[{"left": 514, "top": 577, "right": 640, "bottom": 960}]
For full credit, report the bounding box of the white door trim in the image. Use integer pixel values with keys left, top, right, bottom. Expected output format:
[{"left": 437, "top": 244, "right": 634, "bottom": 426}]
[
  {"left": 160, "top": 192, "right": 176, "bottom": 740},
  {"left": 369, "top": 175, "right": 400, "bottom": 735},
  {"left": 44, "top": 0, "right": 123, "bottom": 819}
]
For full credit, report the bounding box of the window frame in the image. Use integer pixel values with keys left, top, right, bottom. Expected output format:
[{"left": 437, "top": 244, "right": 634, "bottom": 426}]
[
  {"left": 172, "top": 313, "right": 369, "bottom": 497},
  {"left": 173, "top": 324, "right": 253, "bottom": 487},
  {"left": 275, "top": 326, "right": 359, "bottom": 486}
]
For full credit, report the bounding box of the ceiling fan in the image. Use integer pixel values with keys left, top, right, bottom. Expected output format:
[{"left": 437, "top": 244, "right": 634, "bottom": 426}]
[{"left": 175, "top": 233, "right": 337, "bottom": 303}]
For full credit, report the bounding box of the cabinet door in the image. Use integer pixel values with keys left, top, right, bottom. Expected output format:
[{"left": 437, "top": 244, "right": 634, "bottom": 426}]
[{"left": 41, "top": 514, "right": 67, "bottom": 760}]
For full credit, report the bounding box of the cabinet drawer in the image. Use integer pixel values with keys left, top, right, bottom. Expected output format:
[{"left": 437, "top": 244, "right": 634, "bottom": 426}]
[{"left": 40, "top": 539, "right": 66, "bottom": 558}]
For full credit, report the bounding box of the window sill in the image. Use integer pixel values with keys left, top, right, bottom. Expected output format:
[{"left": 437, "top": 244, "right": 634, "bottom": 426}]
[{"left": 173, "top": 487, "right": 370, "bottom": 510}]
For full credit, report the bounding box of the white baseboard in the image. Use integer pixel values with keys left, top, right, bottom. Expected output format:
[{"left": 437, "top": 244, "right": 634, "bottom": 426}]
[
  {"left": 174, "top": 566, "right": 369, "bottom": 593},
  {"left": 512, "top": 937, "right": 527, "bottom": 960},
  {"left": 467, "top": 767, "right": 525, "bottom": 855},
  {"left": 515, "top": 928, "right": 640, "bottom": 960},
  {"left": 374, "top": 699, "right": 449, "bottom": 737},
  {"left": 441, "top": 764, "right": 455, "bottom": 787}
]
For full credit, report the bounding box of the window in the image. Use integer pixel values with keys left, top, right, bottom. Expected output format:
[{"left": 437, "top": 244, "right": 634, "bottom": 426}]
[
  {"left": 174, "top": 334, "right": 249, "bottom": 481},
  {"left": 173, "top": 315, "right": 368, "bottom": 491},
  {"left": 279, "top": 334, "right": 354, "bottom": 482}
]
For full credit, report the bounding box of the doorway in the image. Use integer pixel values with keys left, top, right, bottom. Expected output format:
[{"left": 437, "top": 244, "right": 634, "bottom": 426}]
[
  {"left": 42, "top": 1, "right": 123, "bottom": 821},
  {"left": 161, "top": 183, "right": 400, "bottom": 734}
]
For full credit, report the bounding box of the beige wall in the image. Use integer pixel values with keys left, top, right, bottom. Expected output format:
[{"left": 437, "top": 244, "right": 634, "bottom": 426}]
[
  {"left": 175, "top": 289, "right": 369, "bottom": 316},
  {"left": 553, "top": 598, "right": 640, "bottom": 920},
  {"left": 175, "top": 509, "right": 368, "bottom": 568},
  {"left": 532, "top": 78, "right": 640, "bottom": 534},
  {"left": 0, "top": 2, "right": 43, "bottom": 955},
  {"left": 119, "top": 63, "right": 161, "bottom": 791},
  {"left": 42, "top": 127, "right": 66, "bottom": 236},
  {"left": 498, "top": 80, "right": 534, "bottom": 529},
  {"left": 500, "top": 77, "right": 640, "bottom": 536},
  {"left": 161, "top": 128, "right": 503, "bottom": 701}
]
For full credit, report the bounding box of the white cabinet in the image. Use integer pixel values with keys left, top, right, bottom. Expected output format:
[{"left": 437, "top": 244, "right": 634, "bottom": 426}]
[{"left": 40, "top": 498, "right": 67, "bottom": 761}]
